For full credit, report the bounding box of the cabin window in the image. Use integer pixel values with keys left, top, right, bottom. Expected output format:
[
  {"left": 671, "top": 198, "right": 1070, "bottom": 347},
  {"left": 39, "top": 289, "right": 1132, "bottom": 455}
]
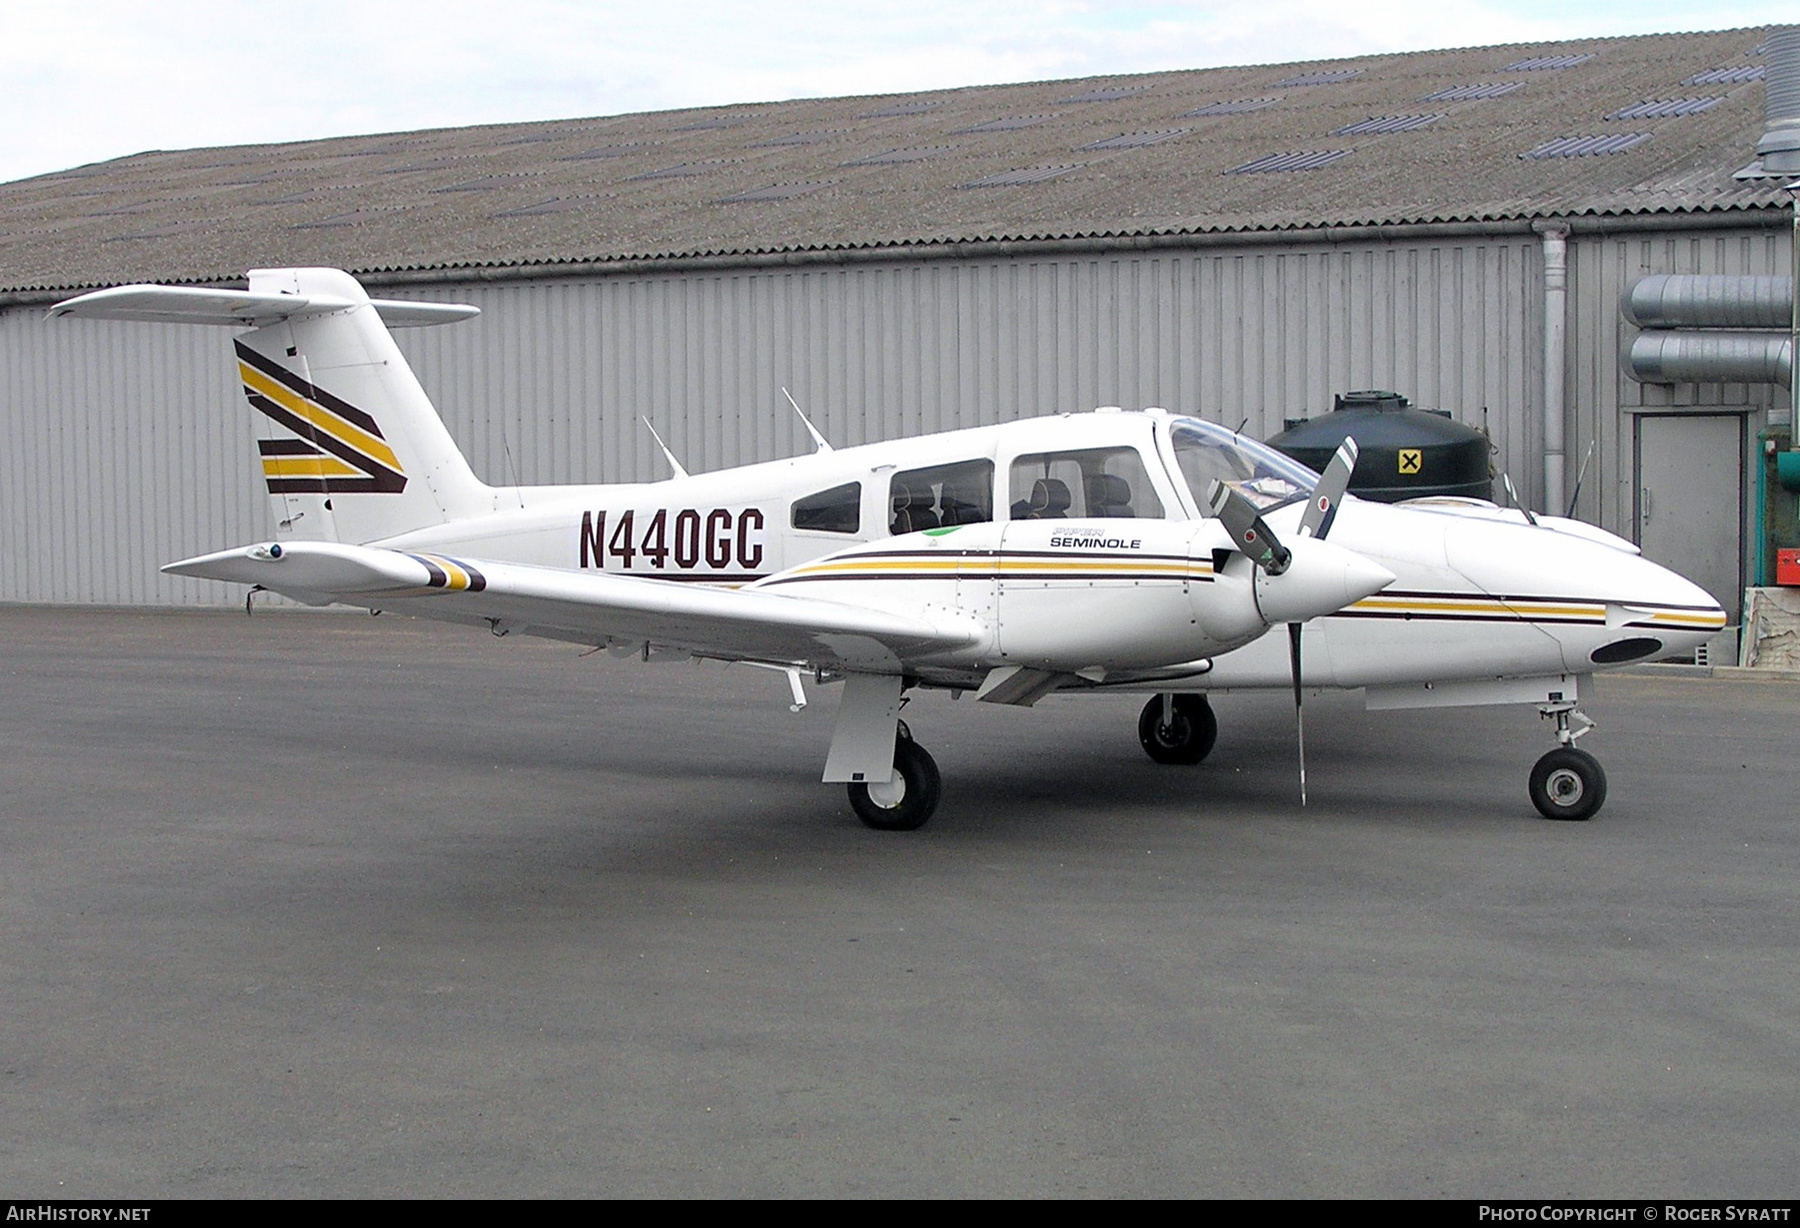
[
  {"left": 889, "top": 459, "right": 994, "bottom": 535},
  {"left": 1008, "top": 447, "right": 1164, "bottom": 519},
  {"left": 791, "top": 481, "right": 861, "bottom": 534}
]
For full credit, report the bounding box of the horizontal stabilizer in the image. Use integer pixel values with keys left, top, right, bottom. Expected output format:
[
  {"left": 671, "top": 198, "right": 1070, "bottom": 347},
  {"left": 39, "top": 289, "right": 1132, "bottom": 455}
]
[
  {"left": 164, "top": 541, "right": 982, "bottom": 670},
  {"left": 50, "top": 284, "right": 478, "bottom": 328}
]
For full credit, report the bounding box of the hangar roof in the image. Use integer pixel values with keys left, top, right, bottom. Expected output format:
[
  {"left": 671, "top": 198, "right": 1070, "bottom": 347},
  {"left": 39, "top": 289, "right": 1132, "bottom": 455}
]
[{"left": 0, "top": 25, "right": 1787, "bottom": 296}]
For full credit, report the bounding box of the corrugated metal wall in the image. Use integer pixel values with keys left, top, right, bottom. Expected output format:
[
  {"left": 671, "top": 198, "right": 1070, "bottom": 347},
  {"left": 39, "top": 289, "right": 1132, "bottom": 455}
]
[{"left": 0, "top": 223, "right": 1785, "bottom": 606}]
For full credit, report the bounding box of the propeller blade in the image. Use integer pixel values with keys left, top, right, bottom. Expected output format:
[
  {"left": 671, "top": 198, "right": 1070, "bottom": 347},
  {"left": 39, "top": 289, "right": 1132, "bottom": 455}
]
[
  {"left": 1288, "top": 621, "right": 1307, "bottom": 807},
  {"left": 1205, "top": 481, "right": 1291, "bottom": 575},
  {"left": 1298, "top": 437, "right": 1358, "bottom": 540}
]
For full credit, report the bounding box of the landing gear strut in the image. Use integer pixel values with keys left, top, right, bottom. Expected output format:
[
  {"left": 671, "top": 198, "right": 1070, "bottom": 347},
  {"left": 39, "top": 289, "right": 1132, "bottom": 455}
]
[
  {"left": 1529, "top": 700, "right": 1607, "bottom": 821},
  {"left": 848, "top": 722, "right": 942, "bottom": 831},
  {"left": 1137, "top": 694, "right": 1218, "bottom": 765}
]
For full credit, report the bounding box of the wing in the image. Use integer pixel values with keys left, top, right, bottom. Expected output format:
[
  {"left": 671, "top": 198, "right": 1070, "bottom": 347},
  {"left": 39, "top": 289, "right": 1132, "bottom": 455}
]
[{"left": 164, "top": 541, "right": 982, "bottom": 671}]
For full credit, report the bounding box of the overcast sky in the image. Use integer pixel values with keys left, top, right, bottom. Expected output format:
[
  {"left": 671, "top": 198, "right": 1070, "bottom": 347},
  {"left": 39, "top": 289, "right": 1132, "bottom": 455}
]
[{"left": 0, "top": 0, "right": 1789, "bottom": 186}]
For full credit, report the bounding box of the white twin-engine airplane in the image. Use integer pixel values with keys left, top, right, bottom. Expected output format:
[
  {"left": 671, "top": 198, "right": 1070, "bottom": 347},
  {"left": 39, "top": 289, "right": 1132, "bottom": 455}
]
[{"left": 52, "top": 268, "right": 1727, "bottom": 829}]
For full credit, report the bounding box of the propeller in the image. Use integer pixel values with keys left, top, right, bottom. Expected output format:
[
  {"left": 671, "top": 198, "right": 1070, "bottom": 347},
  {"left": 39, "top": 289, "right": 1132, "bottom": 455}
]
[
  {"left": 1203, "top": 482, "right": 1290, "bottom": 574},
  {"left": 1207, "top": 437, "right": 1362, "bottom": 806}
]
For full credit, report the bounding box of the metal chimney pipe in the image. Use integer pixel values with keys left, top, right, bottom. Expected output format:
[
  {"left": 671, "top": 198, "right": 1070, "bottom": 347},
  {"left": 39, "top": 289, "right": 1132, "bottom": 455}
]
[{"left": 1759, "top": 27, "right": 1800, "bottom": 173}]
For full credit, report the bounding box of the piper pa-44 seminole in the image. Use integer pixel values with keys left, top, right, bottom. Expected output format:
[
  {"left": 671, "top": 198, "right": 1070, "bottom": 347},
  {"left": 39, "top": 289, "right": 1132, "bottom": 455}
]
[{"left": 52, "top": 268, "right": 1728, "bottom": 828}]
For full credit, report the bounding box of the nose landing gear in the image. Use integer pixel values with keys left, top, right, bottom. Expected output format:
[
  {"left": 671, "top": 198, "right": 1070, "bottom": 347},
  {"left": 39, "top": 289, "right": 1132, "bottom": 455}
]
[
  {"left": 1530, "top": 701, "right": 1607, "bottom": 821},
  {"left": 1137, "top": 694, "right": 1218, "bottom": 765}
]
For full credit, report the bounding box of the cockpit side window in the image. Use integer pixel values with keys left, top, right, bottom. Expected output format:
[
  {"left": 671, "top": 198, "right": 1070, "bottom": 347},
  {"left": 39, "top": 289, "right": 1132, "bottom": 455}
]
[
  {"left": 1168, "top": 419, "right": 1317, "bottom": 513},
  {"left": 889, "top": 459, "right": 994, "bottom": 535},
  {"left": 791, "top": 481, "right": 861, "bottom": 534},
  {"left": 1007, "top": 447, "right": 1164, "bottom": 520}
]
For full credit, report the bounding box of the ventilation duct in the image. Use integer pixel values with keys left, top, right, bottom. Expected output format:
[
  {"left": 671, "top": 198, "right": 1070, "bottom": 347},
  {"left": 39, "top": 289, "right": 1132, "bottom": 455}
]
[
  {"left": 1758, "top": 27, "right": 1800, "bottom": 174},
  {"left": 1627, "top": 332, "right": 1792, "bottom": 385},
  {"left": 1623, "top": 275, "right": 1795, "bottom": 386},
  {"left": 1624, "top": 275, "right": 1793, "bottom": 329}
]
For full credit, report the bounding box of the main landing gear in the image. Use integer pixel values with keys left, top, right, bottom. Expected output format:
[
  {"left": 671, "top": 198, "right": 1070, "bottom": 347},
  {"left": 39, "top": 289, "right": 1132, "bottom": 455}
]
[
  {"left": 1137, "top": 694, "right": 1218, "bottom": 765},
  {"left": 1529, "top": 700, "right": 1606, "bottom": 821},
  {"left": 847, "top": 721, "right": 942, "bottom": 831}
]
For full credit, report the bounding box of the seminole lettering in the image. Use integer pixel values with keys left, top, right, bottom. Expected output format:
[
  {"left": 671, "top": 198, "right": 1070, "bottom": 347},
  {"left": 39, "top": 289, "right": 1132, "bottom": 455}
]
[{"left": 1048, "top": 535, "right": 1143, "bottom": 550}]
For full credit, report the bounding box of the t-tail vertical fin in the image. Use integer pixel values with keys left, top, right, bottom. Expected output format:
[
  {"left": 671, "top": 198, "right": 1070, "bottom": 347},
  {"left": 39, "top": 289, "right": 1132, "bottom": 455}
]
[{"left": 51, "top": 267, "right": 491, "bottom": 545}]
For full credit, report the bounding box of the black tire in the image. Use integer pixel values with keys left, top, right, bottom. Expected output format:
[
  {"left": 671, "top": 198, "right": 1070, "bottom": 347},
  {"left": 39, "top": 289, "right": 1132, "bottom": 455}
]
[
  {"left": 1137, "top": 694, "right": 1218, "bottom": 765},
  {"left": 848, "top": 738, "right": 942, "bottom": 831},
  {"left": 1528, "top": 747, "right": 1607, "bottom": 821}
]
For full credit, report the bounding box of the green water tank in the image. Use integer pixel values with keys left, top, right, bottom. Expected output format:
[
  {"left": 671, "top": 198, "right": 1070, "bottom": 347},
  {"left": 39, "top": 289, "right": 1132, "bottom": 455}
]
[{"left": 1267, "top": 391, "right": 1493, "bottom": 503}]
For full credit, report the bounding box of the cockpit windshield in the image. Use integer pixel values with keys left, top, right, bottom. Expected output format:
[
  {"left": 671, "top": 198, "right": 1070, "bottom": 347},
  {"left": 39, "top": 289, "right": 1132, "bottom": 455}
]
[{"left": 1168, "top": 418, "right": 1320, "bottom": 513}]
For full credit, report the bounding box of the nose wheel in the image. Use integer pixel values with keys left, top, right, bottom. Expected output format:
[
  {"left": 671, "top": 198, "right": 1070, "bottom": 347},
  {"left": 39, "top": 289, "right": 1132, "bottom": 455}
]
[
  {"left": 1137, "top": 694, "right": 1218, "bottom": 765},
  {"left": 1530, "top": 700, "right": 1606, "bottom": 821}
]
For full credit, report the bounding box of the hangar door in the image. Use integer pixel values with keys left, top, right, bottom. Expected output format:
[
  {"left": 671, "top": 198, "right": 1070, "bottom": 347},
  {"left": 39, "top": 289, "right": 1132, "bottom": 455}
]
[{"left": 1634, "top": 413, "right": 1745, "bottom": 623}]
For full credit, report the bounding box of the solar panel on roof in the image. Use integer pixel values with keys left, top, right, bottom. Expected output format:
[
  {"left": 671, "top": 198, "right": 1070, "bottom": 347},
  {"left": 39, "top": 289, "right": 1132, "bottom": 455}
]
[
  {"left": 859, "top": 100, "right": 944, "bottom": 117},
  {"left": 557, "top": 145, "right": 645, "bottom": 160},
  {"left": 1505, "top": 54, "right": 1593, "bottom": 71},
  {"left": 339, "top": 142, "right": 417, "bottom": 157},
  {"left": 1060, "top": 86, "right": 1149, "bottom": 102},
  {"left": 1181, "top": 98, "right": 1282, "bottom": 116},
  {"left": 1272, "top": 69, "right": 1360, "bottom": 87},
  {"left": 103, "top": 225, "right": 187, "bottom": 243},
  {"left": 431, "top": 176, "right": 533, "bottom": 193},
  {"left": 1333, "top": 114, "right": 1443, "bottom": 135},
  {"left": 629, "top": 161, "right": 732, "bottom": 180},
  {"left": 381, "top": 157, "right": 466, "bottom": 174},
  {"left": 1080, "top": 130, "right": 1188, "bottom": 150},
  {"left": 717, "top": 182, "right": 828, "bottom": 203},
  {"left": 1686, "top": 65, "right": 1764, "bottom": 85},
  {"left": 955, "top": 115, "right": 1055, "bottom": 133},
  {"left": 1522, "top": 132, "right": 1650, "bottom": 158},
  {"left": 1228, "top": 149, "right": 1352, "bottom": 173},
  {"left": 1607, "top": 97, "right": 1724, "bottom": 120},
  {"left": 840, "top": 147, "right": 951, "bottom": 166},
  {"left": 959, "top": 165, "right": 1081, "bottom": 188},
  {"left": 293, "top": 209, "right": 394, "bottom": 228},
  {"left": 1420, "top": 82, "right": 1522, "bottom": 101},
  {"left": 750, "top": 131, "right": 847, "bottom": 146},
  {"left": 491, "top": 196, "right": 606, "bottom": 217}
]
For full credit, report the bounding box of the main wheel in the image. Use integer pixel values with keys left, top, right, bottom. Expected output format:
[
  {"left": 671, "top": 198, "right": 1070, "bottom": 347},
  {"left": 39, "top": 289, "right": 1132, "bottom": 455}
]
[
  {"left": 1528, "top": 747, "right": 1607, "bottom": 821},
  {"left": 1137, "top": 694, "right": 1218, "bottom": 765},
  {"left": 848, "top": 737, "right": 942, "bottom": 831}
]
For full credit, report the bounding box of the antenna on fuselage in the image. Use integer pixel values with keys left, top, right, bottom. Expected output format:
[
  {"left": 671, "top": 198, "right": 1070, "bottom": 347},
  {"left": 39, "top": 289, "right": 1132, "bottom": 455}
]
[
  {"left": 782, "top": 388, "right": 833, "bottom": 453},
  {"left": 639, "top": 416, "right": 690, "bottom": 479},
  {"left": 1564, "top": 440, "right": 1596, "bottom": 520},
  {"left": 1501, "top": 472, "right": 1539, "bottom": 527}
]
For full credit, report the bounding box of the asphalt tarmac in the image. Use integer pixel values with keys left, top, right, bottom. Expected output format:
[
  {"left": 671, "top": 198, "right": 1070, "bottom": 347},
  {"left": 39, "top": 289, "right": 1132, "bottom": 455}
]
[{"left": 2, "top": 608, "right": 1796, "bottom": 1198}]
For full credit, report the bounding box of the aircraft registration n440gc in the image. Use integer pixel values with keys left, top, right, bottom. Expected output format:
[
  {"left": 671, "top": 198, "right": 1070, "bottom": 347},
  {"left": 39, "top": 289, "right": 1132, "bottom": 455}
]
[{"left": 52, "top": 268, "right": 1727, "bottom": 828}]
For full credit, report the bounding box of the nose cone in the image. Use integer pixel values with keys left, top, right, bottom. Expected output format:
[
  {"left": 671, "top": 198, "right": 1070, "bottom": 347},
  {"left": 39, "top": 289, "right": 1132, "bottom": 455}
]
[
  {"left": 1257, "top": 537, "right": 1396, "bottom": 624},
  {"left": 1443, "top": 516, "right": 1728, "bottom": 666}
]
